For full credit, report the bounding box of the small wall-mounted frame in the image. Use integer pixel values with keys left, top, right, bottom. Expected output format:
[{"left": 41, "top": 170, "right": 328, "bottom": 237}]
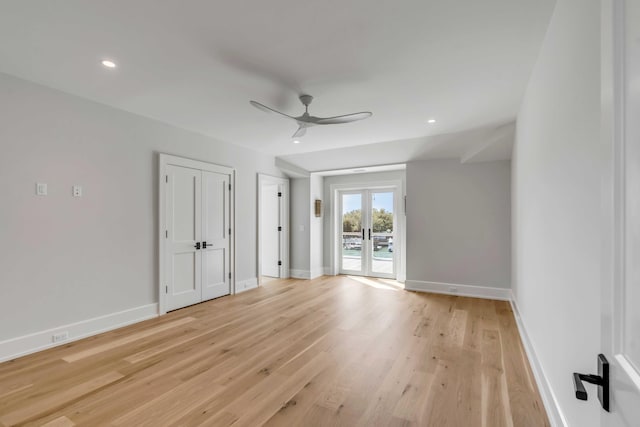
[{"left": 314, "top": 199, "right": 322, "bottom": 217}]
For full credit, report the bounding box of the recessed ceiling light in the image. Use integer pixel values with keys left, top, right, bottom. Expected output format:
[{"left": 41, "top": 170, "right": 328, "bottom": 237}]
[
  {"left": 428, "top": 118, "right": 436, "bottom": 124},
  {"left": 293, "top": 140, "right": 300, "bottom": 144},
  {"left": 101, "top": 60, "right": 117, "bottom": 68}
]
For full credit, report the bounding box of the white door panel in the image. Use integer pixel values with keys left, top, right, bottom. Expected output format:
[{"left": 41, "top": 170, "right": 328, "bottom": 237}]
[
  {"left": 172, "top": 170, "right": 198, "bottom": 241},
  {"left": 166, "top": 165, "right": 201, "bottom": 310},
  {"left": 601, "top": 0, "right": 640, "bottom": 424},
  {"left": 202, "top": 171, "right": 230, "bottom": 301},
  {"left": 369, "top": 191, "right": 395, "bottom": 279},
  {"left": 261, "top": 183, "right": 280, "bottom": 278},
  {"left": 172, "top": 252, "right": 197, "bottom": 294},
  {"left": 258, "top": 174, "right": 289, "bottom": 281},
  {"left": 340, "top": 191, "right": 364, "bottom": 275}
]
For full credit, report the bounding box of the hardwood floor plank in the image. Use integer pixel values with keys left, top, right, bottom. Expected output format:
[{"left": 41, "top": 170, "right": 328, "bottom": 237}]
[
  {"left": 481, "top": 329, "right": 512, "bottom": 427},
  {"left": 0, "top": 277, "right": 549, "bottom": 427},
  {"left": 0, "top": 371, "right": 123, "bottom": 426},
  {"left": 62, "top": 317, "right": 195, "bottom": 362},
  {"left": 39, "top": 415, "right": 75, "bottom": 427},
  {"left": 495, "top": 302, "right": 550, "bottom": 427}
]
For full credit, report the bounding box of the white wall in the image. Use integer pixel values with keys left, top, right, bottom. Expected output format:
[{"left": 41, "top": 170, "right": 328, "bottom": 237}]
[
  {"left": 0, "top": 73, "right": 283, "bottom": 347},
  {"left": 323, "top": 170, "right": 406, "bottom": 279},
  {"left": 290, "top": 178, "right": 310, "bottom": 277},
  {"left": 309, "top": 174, "right": 324, "bottom": 279},
  {"left": 406, "top": 159, "right": 511, "bottom": 291},
  {"left": 288, "top": 175, "right": 324, "bottom": 279},
  {"left": 512, "top": 0, "right": 600, "bottom": 425}
]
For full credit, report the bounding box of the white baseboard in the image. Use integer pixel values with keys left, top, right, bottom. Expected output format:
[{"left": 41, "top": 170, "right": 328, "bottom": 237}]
[
  {"left": 510, "top": 299, "right": 567, "bottom": 427},
  {"left": 290, "top": 269, "right": 310, "bottom": 279},
  {"left": 405, "top": 279, "right": 512, "bottom": 300},
  {"left": 235, "top": 277, "right": 258, "bottom": 294},
  {"left": 310, "top": 268, "right": 324, "bottom": 280},
  {"left": 0, "top": 303, "right": 158, "bottom": 363}
]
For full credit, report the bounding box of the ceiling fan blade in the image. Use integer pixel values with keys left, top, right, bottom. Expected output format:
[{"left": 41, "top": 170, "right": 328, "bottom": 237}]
[
  {"left": 315, "top": 111, "right": 372, "bottom": 125},
  {"left": 292, "top": 125, "right": 307, "bottom": 138},
  {"left": 250, "top": 100, "right": 295, "bottom": 119}
]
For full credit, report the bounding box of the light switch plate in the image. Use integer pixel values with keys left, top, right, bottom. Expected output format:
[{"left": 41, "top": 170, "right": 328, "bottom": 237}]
[{"left": 36, "top": 183, "right": 47, "bottom": 196}]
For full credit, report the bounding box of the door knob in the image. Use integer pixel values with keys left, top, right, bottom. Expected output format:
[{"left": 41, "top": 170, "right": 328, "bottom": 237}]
[
  {"left": 573, "top": 354, "right": 609, "bottom": 411},
  {"left": 194, "top": 242, "right": 201, "bottom": 250},
  {"left": 202, "top": 241, "right": 208, "bottom": 249}
]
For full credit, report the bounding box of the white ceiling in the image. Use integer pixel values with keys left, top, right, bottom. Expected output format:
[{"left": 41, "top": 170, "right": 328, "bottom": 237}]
[
  {"left": 280, "top": 121, "right": 516, "bottom": 172},
  {"left": 0, "top": 0, "right": 555, "bottom": 167}
]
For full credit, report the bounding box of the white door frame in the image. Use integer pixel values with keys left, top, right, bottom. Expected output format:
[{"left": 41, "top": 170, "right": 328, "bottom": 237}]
[
  {"left": 601, "top": 0, "right": 640, "bottom": 424},
  {"left": 257, "top": 174, "right": 289, "bottom": 284},
  {"left": 158, "top": 154, "right": 235, "bottom": 315},
  {"left": 329, "top": 179, "right": 405, "bottom": 281}
]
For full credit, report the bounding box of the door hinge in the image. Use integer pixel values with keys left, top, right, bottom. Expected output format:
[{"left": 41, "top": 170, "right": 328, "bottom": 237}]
[
  {"left": 229, "top": 183, "right": 231, "bottom": 191},
  {"left": 278, "top": 261, "right": 282, "bottom": 266},
  {"left": 229, "top": 228, "right": 231, "bottom": 235},
  {"left": 278, "top": 226, "right": 282, "bottom": 231},
  {"left": 278, "top": 192, "right": 282, "bottom": 197},
  {"left": 165, "top": 175, "right": 168, "bottom": 183},
  {"left": 165, "top": 230, "right": 168, "bottom": 238},
  {"left": 165, "top": 285, "right": 168, "bottom": 293},
  {"left": 228, "top": 272, "right": 232, "bottom": 279}
]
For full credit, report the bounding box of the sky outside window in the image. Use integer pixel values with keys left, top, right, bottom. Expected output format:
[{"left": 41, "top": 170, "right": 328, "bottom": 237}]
[{"left": 342, "top": 192, "right": 393, "bottom": 213}]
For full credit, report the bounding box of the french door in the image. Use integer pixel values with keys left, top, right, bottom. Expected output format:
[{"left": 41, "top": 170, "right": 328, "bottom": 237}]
[
  {"left": 339, "top": 189, "right": 395, "bottom": 278},
  {"left": 160, "top": 155, "right": 234, "bottom": 313}
]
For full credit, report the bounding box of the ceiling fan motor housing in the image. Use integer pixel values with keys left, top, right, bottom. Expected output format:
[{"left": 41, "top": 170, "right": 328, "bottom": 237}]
[{"left": 299, "top": 94, "right": 313, "bottom": 107}]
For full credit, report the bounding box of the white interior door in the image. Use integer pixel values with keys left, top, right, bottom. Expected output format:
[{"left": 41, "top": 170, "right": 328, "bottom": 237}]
[
  {"left": 201, "top": 171, "right": 230, "bottom": 301},
  {"left": 166, "top": 165, "right": 202, "bottom": 311},
  {"left": 258, "top": 174, "right": 289, "bottom": 282},
  {"left": 261, "top": 183, "right": 280, "bottom": 278},
  {"left": 601, "top": 0, "right": 640, "bottom": 424}
]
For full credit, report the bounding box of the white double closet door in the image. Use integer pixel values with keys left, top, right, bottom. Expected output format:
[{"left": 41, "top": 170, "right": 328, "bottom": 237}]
[{"left": 161, "top": 155, "right": 233, "bottom": 312}]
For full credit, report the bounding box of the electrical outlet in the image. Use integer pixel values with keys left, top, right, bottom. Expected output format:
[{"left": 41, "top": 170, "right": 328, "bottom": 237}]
[
  {"left": 52, "top": 331, "right": 69, "bottom": 343},
  {"left": 36, "top": 183, "right": 48, "bottom": 196},
  {"left": 72, "top": 185, "right": 82, "bottom": 197}
]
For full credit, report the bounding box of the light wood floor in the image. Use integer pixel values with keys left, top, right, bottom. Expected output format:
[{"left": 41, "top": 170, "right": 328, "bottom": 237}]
[{"left": 0, "top": 276, "right": 549, "bottom": 426}]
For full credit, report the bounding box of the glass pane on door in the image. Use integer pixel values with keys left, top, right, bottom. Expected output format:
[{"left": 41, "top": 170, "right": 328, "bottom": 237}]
[
  {"left": 341, "top": 193, "right": 363, "bottom": 273},
  {"left": 370, "top": 191, "right": 394, "bottom": 276}
]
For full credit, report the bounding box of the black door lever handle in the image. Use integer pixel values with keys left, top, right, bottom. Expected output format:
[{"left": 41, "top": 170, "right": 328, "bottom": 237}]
[
  {"left": 572, "top": 354, "right": 609, "bottom": 411},
  {"left": 202, "top": 241, "right": 207, "bottom": 249},
  {"left": 573, "top": 373, "right": 601, "bottom": 400},
  {"left": 194, "top": 242, "right": 201, "bottom": 250}
]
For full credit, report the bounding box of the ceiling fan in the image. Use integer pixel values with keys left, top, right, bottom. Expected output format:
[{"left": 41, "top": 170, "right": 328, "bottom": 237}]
[{"left": 250, "top": 94, "right": 372, "bottom": 138}]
